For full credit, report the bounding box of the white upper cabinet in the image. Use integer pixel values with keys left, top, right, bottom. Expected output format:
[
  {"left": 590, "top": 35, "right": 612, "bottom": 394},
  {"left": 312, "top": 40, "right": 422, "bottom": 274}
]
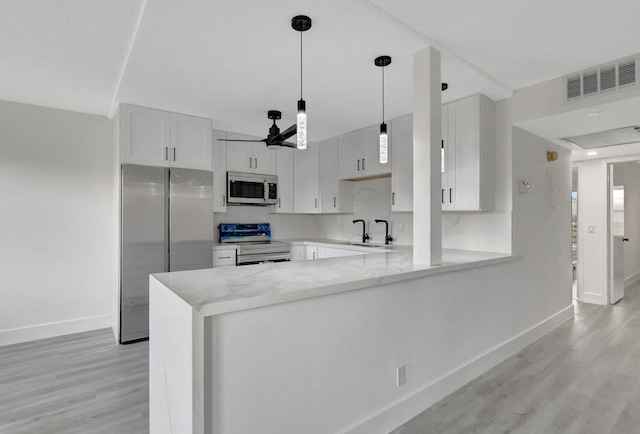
[
  {"left": 120, "top": 105, "right": 171, "bottom": 167},
  {"left": 212, "top": 129, "right": 227, "bottom": 213},
  {"left": 338, "top": 125, "right": 391, "bottom": 180},
  {"left": 274, "top": 147, "right": 294, "bottom": 213},
  {"left": 293, "top": 145, "right": 319, "bottom": 214},
  {"left": 442, "top": 94, "right": 495, "bottom": 211},
  {"left": 391, "top": 114, "right": 413, "bottom": 212},
  {"left": 226, "top": 133, "right": 276, "bottom": 175},
  {"left": 319, "top": 138, "right": 353, "bottom": 214},
  {"left": 120, "top": 104, "right": 212, "bottom": 170},
  {"left": 170, "top": 113, "right": 212, "bottom": 171}
]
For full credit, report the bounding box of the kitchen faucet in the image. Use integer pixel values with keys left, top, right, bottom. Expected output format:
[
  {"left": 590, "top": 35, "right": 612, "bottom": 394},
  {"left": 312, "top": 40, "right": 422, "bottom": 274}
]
[
  {"left": 352, "top": 219, "right": 369, "bottom": 243},
  {"left": 374, "top": 219, "right": 393, "bottom": 245}
]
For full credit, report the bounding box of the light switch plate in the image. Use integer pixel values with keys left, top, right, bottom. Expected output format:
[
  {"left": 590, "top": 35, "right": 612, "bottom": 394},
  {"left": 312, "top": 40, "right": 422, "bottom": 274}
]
[{"left": 588, "top": 225, "right": 596, "bottom": 233}]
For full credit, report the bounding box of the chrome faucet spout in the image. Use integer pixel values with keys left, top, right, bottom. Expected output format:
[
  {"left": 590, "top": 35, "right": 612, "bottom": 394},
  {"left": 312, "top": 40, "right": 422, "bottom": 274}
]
[
  {"left": 374, "top": 219, "right": 393, "bottom": 245},
  {"left": 352, "top": 219, "right": 369, "bottom": 244}
]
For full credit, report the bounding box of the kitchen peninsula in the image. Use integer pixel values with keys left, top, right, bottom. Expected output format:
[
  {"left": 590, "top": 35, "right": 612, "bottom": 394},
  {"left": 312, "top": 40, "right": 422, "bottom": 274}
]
[{"left": 149, "top": 244, "right": 531, "bottom": 433}]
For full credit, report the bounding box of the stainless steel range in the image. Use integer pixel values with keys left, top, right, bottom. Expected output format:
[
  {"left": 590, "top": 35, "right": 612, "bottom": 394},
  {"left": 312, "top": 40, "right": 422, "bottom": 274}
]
[{"left": 218, "top": 223, "right": 291, "bottom": 266}]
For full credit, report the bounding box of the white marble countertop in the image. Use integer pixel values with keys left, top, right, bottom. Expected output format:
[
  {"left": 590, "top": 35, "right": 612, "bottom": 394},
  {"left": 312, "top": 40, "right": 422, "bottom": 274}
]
[{"left": 153, "top": 240, "right": 518, "bottom": 317}]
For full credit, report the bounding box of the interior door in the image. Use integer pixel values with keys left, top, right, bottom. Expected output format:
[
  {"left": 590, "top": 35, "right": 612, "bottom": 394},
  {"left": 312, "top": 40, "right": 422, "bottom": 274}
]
[{"left": 610, "top": 184, "right": 625, "bottom": 303}]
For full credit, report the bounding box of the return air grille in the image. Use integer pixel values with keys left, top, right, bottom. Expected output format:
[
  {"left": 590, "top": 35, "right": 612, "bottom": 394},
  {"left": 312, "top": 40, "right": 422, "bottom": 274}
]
[
  {"left": 565, "top": 56, "right": 637, "bottom": 101},
  {"left": 561, "top": 126, "right": 640, "bottom": 149}
]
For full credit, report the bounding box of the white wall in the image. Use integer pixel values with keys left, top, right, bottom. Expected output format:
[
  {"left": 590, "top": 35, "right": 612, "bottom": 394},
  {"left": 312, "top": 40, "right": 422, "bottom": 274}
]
[{"left": 0, "top": 100, "right": 115, "bottom": 345}]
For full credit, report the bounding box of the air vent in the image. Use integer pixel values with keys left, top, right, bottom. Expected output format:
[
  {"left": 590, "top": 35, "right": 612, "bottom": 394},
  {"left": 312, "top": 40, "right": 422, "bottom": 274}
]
[
  {"left": 600, "top": 65, "right": 616, "bottom": 91},
  {"left": 561, "top": 126, "right": 640, "bottom": 149},
  {"left": 565, "top": 56, "right": 638, "bottom": 101},
  {"left": 619, "top": 59, "right": 636, "bottom": 87}
]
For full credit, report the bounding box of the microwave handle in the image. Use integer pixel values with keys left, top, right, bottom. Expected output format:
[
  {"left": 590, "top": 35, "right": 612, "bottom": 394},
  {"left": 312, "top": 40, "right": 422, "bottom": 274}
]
[{"left": 264, "top": 181, "right": 269, "bottom": 202}]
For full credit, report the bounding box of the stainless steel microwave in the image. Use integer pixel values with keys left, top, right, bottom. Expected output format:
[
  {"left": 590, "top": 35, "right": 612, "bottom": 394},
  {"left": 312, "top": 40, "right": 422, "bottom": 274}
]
[{"left": 227, "top": 171, "right": 278, "bottom": 205}]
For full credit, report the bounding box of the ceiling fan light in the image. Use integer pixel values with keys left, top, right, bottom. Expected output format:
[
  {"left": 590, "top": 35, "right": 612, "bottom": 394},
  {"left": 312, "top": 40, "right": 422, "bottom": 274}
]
[
  {"left": 379, "top": 122, "right": 388, "bottom": 164},
  {"left": 297, "top": 99, "right": 307, "bottom": 150}
]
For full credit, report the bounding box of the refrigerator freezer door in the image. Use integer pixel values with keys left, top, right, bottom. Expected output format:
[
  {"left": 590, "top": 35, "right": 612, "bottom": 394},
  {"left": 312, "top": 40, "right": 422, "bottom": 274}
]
[
  {"left": 169, "top": 168, "right": 214, "bottom": 271},
  {"left": 121, "top": 165, "right": 167, "bottom": 343}
]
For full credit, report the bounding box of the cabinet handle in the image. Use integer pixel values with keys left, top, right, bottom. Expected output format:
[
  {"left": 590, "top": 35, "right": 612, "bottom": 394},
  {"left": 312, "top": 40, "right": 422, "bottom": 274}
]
[
  {"left": 249, "top": 157, "right": 252, "bottom": 169},
  {"left": 315, "top": 198, "right": 318, "bottom": 209},
  {"left": 362, "top": 158, "right": 365, "bottom": 171},
  {"left": 334, "top": 197, "right": 336, "bottom": 208},
  {"left": 218, "top": 256, "right": 231, "bottom": 259},
  {"left": 278, "top": 197, "right": 281, "bottom": 208},
  {"left": 392, "top": 192, "right": 396, "bottom": 205},
  {"left": 165, "top": 147, "right": 169, "bottom": 161},
  {"left": 449, "top": 188, "right": 453, "bottom": 203},
  {"left": 357, "top": 159, "right": 360, "bottom": 171},
  {"left": 441, "top": 189, "right": 444, "bottom": 203},
  {"left": 313, "top": 251, "right": 316, "bottom": 260},
  {"left": 222, "top": 195, "right": 226, "bottom": 206},
  {"left": 173, "top": 148, "right": 176, "bottom": 161},
  {"left": 255, "top": 158, "right": 258, "bottom": 169}
]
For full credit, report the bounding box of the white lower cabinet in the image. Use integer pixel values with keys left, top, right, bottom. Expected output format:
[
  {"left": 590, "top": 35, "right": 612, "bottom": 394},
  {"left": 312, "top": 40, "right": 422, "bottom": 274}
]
[
  {"left": 305, "top": 246, "right": 318, "bottom": 260},
  {"left": 213, "top": 248, "right": 236, "bottom": 267},
  {"left": 290, "top": 246, "right": 306, "bottom": 261}
]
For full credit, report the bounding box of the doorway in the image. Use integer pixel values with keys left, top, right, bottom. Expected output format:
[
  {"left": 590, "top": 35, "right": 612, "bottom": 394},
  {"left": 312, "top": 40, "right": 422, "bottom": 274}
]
[{"left": 572, "top": 167, "right": 578, "bottom": 300}]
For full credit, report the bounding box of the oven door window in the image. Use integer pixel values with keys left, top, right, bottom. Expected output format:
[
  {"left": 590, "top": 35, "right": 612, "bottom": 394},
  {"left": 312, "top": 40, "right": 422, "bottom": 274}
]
[{"left": 229, "top": 181, "right": 264, "bottom": 200}]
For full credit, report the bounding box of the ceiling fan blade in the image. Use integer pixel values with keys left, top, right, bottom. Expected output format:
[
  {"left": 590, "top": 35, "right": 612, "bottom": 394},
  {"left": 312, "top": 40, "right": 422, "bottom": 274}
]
[
  {"left": 268, "top": 124, "right": 297, "bottom": 143},
  {"left": 281, "top": 141, "right": 297, "bottom": 148},
  {"left": 218, "top": 138, "right": 266, "bottom": 143}
]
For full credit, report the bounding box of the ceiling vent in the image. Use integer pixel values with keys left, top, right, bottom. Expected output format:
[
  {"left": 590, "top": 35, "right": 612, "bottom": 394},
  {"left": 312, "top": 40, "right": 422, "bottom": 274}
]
[
  {"left": 565, "top": 56, "right": 637, "bottom": 102},
  {"left": 561, "top": 126, "right": 640, "bottom": 149}
]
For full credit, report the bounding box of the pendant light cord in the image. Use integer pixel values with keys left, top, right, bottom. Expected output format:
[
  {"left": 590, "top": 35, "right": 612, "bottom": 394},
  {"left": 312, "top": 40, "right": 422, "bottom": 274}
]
[
  {"left": 300, "top": 31, "right": 303, "bottom": 99},
  {"left": 382, "top": 66, "right": 385, "bottom": 123}
]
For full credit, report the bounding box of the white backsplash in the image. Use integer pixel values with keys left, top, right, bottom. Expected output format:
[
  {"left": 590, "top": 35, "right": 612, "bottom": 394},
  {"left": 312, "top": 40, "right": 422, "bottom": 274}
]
[{"left": 317, "top": 177, "right": 413, "bottom": 246}]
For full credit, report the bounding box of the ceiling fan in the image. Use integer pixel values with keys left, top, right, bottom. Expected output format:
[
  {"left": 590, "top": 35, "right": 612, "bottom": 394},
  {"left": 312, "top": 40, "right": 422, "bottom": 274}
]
[{"left": 220, "top": 110, "right": 297, "bottom": 149}]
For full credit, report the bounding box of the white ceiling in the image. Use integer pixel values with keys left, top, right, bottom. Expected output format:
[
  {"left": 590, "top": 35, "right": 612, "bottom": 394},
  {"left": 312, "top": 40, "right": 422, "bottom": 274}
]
[{"left": 3, "top": 0, "right": 640, "bottom": 143}]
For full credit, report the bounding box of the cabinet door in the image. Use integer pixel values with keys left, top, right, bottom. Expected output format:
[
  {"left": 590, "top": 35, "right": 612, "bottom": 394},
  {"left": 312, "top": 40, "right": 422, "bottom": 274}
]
[
  {"left": 274, "top": 148, "right": 294, "bottom": 213},
  {"left": 319, "top": 139, "right": 339, "bottom": 213},
  {"left": 290, "top": 246, "right": 306, "bottom": 261},
  {"left": 391, "top": 114, "right": 413, "bottom": 212},
  {"left": 213, "top": 248, "right": 236, "bottom": 267},
  {"left": 225, "top": 134, "right": 252, "bottom": 172},
  {"left": 121, "top": 105, "right": 171, "bottom": 167},
  {"left": 305, "top": 246, "right": 318, "bottom": 260},
  {"left": 251, "top": 143, "right": 277, "bottom": 175},
  {"left": 442, "top": 104, "right": 455, "bottom": 210},
  {"left": 362, "top": 124, "right": 392, "bottom": 177},
  {"left": 170, "top": 113, "right": 212, "bottom": 170},
  {"left": 212, "top": 129, "right": 227, "bottom": 213},
  {"left": 293, "top": 145, "right": 319, "bottom": 214},
  {"left": 338, "top": 130, "right": 363, "bottom": 180},
  {"left": 449, "top": 96, "right": 479, "bottom": 210}
]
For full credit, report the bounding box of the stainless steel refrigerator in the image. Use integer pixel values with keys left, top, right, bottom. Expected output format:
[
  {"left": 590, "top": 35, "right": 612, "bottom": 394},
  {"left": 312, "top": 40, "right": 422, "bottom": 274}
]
[{"left": 120, "top": 164, "right": 213, "bottom": 343}]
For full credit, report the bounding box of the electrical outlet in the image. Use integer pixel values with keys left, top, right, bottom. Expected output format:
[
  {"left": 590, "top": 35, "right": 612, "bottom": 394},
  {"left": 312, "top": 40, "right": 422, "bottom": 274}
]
[
  {"left": 399, "top": 222, "right": 406, "bottom": 232},
  {"left": 397, "top": 365, "right": 406, "bottom": 387}
]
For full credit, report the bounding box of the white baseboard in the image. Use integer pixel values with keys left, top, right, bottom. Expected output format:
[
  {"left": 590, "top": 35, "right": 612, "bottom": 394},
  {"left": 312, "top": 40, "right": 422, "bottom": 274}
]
[
  {"left": 0, "top": 315, "right": 114, "bottom": 347},
  {"left": 625, "top": 271, "right": 640, "bottom": 288},
  {"left": 342, "top": 305, "right": 575, "bottom": 434}
]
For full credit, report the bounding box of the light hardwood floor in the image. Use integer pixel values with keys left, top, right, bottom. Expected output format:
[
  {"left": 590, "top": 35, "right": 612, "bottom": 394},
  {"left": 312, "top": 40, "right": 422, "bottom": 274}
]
[
  {"left": 2, "top": 299, "right": 639, "bottom": 434},
  {"left": 0, "top": 329, "right": 148, "bottom": 433},
  {"left": 391, "top": 301, "right": 640, "bottom": 434}
]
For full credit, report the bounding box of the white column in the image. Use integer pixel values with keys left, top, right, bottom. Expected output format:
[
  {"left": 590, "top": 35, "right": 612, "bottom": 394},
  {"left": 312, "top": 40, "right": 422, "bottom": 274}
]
[{"left": 413, "top": 46, "right": 442, "bottom": 265}]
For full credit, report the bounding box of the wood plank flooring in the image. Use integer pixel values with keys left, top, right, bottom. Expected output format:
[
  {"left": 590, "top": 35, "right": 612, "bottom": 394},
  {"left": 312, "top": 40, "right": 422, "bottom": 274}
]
[
  {"left": 0, "top": 329, "right": 148, "bottom": 433},
  {"left": 391, "top": 301, "right": 640, "bottom": 434},
  {"left": 2, "top": 296, "right": 639, "bottom": 434}
]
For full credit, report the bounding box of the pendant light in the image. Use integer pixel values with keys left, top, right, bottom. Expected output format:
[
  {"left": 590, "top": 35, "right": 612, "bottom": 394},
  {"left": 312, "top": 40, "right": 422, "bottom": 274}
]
[
  {"left": 375, "top": 55, "right": 391, "bottom": 163},
  {"left": 292, "top": 15, "right": 312, "bottom": 150}
]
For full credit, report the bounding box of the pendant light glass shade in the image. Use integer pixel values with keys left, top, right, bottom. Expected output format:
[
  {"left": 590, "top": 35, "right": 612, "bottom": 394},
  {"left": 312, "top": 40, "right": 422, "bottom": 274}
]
[
  {"left": 297, "top": 99, "right": 307, "bottom": 149},
  {"left": 379, "top": 122, "right": 388, "bottom": 164}
]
